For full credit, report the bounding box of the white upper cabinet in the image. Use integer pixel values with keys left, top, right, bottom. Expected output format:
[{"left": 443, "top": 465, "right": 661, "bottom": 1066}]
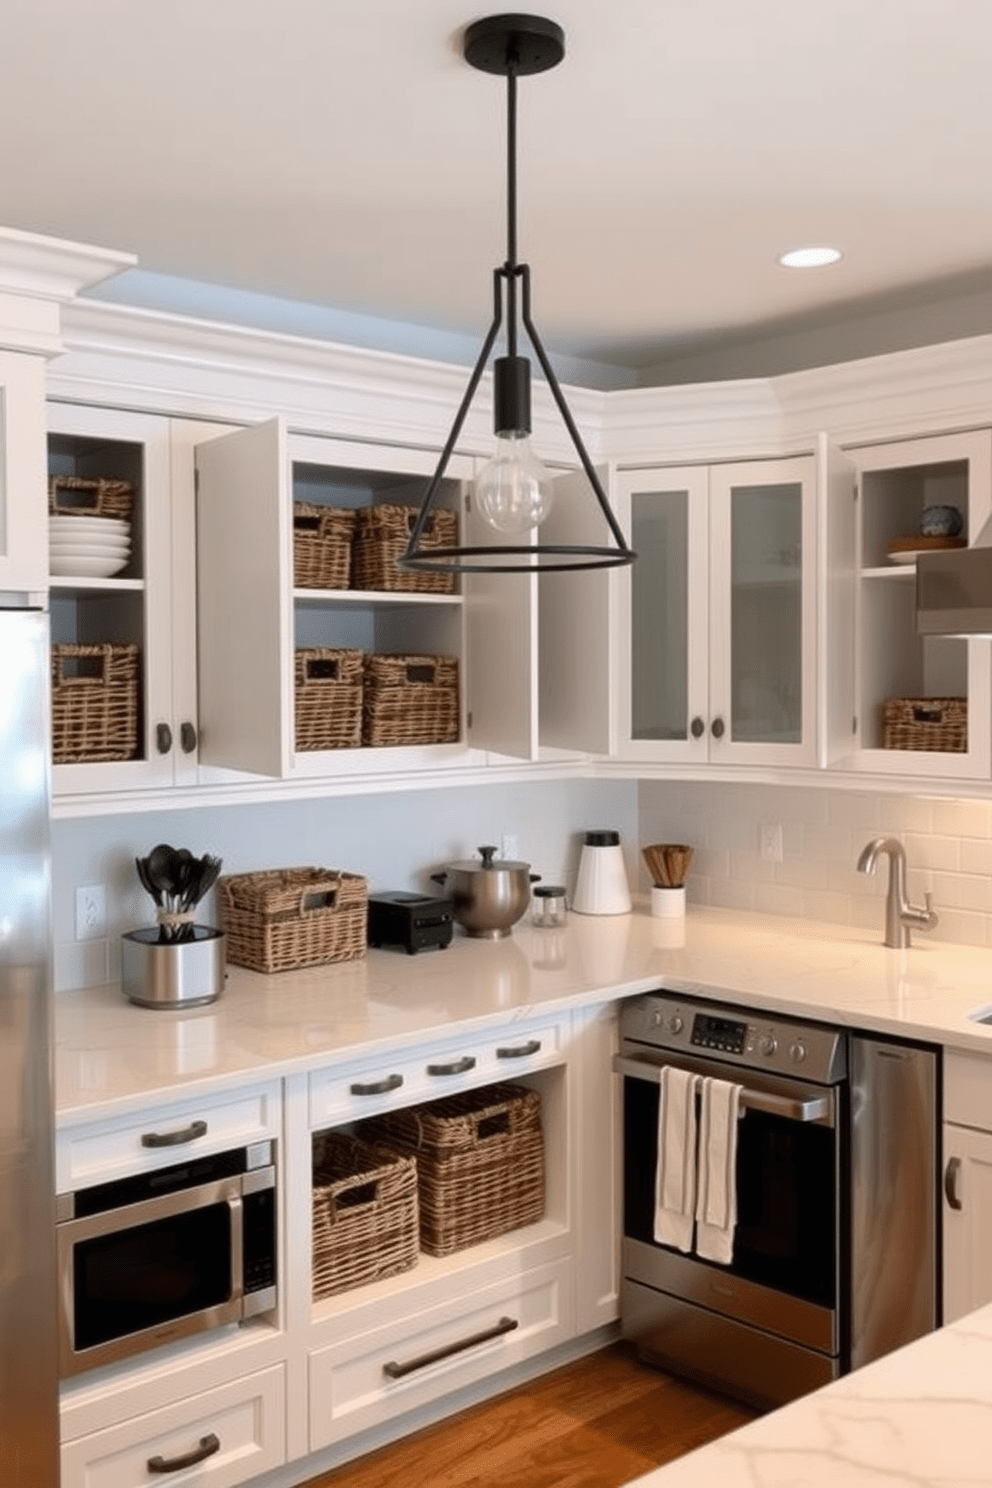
[
  {"left": 48, "top": 404, "right": 204, "bottom": 799},
  {"left": 613, "top": 455, "right": 817, "bottom": 768},
  {"left": 835, "top": 430, "right": 992, "bottom": 781},
  {"left": 0, "top": 352, "right": 48, "bottom": 594},
  {"left": 195, "top": 418, "right": 543, "bottom": 779}
]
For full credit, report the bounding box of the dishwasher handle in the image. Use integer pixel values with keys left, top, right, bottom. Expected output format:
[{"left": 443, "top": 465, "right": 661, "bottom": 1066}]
[{"left": 612, "top": 1053, "right": 835, "bottom": 1126}]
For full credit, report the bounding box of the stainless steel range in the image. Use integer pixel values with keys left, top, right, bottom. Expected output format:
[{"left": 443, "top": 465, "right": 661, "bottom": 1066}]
[{"left": 615, "top": 991, "right": 938, "bottom": 1410}]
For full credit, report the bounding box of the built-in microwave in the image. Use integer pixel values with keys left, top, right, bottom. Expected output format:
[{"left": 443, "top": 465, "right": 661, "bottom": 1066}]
[{"left": 56, "top": 1140, "right": 277, "bottom": 1377}]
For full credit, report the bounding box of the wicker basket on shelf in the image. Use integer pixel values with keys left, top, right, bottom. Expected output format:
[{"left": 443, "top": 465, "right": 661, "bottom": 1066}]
[
  {"left": 294, "top": 648, "right": 364, "bottom": 751},
  {"left": 882, "top": 696, "right": 967, "bottom": 753},
  {"left": 48, "top": 474, "right": 133, "bottom": 522},
  {"left": 351, "top": 503, "right": 457, "bottom": 595},
  {"left": 219, "top": 867, "right": 367, "bottom": 972},
  {"left": 362, "top": 654, "right": 459, "bottom": 747},
  {"left": 312, "top": 1132, "right": 419, "bottom": 1300},
  {"left": 293, "top": 503, "right": 357, "bottom": 590},
  {"left": 51, "top": 643, "right": 140, "bottom": 763},
  {"left": 362, "top": 1082, "right": 545, "bottom": 1257}
]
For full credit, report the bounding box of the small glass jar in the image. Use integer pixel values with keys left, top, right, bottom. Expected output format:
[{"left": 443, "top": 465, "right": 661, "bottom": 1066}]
[{"left": 532, "top": 884, "right": 568, "bottom": 928}]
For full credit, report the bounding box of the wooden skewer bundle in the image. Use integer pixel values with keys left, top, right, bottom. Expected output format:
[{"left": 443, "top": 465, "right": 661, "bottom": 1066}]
[{"left": 641, "top": 843, "right": 693, "bottom": 888}]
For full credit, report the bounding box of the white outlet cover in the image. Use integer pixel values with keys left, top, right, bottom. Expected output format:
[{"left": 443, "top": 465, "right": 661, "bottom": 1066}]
[{"left": 75, "top": 885, "right": 106, "bottom": 941}]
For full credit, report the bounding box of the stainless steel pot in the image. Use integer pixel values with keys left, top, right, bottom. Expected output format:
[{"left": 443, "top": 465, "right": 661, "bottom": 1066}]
[{"left": 431, "top": 845, "right": 540, "bottom": 940}]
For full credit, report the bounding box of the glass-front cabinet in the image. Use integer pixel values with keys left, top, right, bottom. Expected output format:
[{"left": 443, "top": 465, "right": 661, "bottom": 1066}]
[
  {"left": 614, "top": 455, "right": 817, "bottom": 767},
  {"left": 836, "top": 430, "right": 992, "bottom": 781}
]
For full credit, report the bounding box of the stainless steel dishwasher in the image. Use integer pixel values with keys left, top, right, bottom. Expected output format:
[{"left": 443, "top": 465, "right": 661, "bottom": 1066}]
[{"left": 615, "top": 991, "right": 939, "bottom": 1410}]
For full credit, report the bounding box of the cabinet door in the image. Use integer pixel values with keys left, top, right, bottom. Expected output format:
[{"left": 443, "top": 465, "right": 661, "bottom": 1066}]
[
  {"left": 943, "top": 1122, "right": 992, "bottom": 1323},
  {"left": 613, "top": 466, "right": 710, "bottom": 762},
  {"left": 709, "top": 456, "right": 817, "bottom": 766},
  {"left": 0, "top": 351, "right": 47, "bottom": 594},
  {"left": 848, "top": 430, "right": 992, "bottom": 780},
  {"left": 48, "top": 404, "right": 183, "bottom": 795}
]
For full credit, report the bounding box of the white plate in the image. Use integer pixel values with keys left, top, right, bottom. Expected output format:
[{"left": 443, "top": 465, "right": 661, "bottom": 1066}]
[
  {"left": 49, "top": 539, "right": 131, "bottom": 556},
  {"left": 49, "top": 553, "right": 129, "bottom": 578},
  {"left": 49, "top": 516, "right": 130, "bottom": 536},
  {"left": 887, "top": 549, "right": 922, "bottom": 565}
]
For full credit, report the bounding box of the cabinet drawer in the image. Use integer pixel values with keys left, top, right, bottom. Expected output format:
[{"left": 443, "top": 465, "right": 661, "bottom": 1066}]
[
  {"left": 309, "top": 1256, "right": 573, "bottom": 1449},
  {"left": 57, "top": 1083, "right": 281, "bottom": 1192},
  {"left": 61, "top": 1364, "right": 285, "bottom": 1488},
  {"left": 944, "top": 1050, "right": 992, "bottom": 1130},
  {"left": 309, "top": 1019, "right": 566, "bottom": 1127}
]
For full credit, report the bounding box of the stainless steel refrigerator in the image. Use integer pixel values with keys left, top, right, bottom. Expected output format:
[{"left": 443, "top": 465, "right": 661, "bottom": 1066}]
[{"left": 0, "top": 596, "right": 59, "bottom": 1483}]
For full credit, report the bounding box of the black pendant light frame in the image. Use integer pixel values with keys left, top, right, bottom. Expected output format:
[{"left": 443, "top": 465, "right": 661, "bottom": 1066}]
[{"left": 399, "top": 13, "right": 635, "bottom": 575}]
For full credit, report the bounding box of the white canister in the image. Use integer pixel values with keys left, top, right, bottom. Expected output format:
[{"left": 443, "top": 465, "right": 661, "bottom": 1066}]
[
  {"left": 572, "top": 830, "right": 631, "bottom": 916},
  {"left": 651, "top": 885, "right": 686, "bottom": 920}
]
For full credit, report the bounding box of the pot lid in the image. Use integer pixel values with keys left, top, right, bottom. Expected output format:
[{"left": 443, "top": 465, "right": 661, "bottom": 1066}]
[{"left": 445, "top": 844, "right": 531, "bottom": 872}]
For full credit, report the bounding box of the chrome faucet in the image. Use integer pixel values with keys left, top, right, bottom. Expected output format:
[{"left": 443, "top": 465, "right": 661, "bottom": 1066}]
[{"left": 856, "top": 836, "right": 938, "bottom": 949}]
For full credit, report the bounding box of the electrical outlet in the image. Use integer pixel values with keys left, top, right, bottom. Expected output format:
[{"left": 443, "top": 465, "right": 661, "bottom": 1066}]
[
  {"left": 501, "top": 833, "right": 520, "bottom": 861},
  {"left": 759, "top": 823, "right": 784, "bottom": 864},
  {"left": 75, "top": 885, "right": 106, "bottom": 941}
]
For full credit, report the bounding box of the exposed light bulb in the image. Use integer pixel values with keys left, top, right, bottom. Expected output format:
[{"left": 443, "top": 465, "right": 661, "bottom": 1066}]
[{"left": 475, "top": 432, "right": 555, "bottom": 534}]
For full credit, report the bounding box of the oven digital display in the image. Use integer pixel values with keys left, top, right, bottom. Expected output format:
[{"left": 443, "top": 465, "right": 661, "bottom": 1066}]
[{"left": 690, "top": 1013, "right": 747, "bottom": 1053}]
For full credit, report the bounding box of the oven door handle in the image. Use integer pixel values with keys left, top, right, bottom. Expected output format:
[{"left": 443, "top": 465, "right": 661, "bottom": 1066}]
[{"left": 612, "top": 1054, "right": 835, "bottom": 1126}]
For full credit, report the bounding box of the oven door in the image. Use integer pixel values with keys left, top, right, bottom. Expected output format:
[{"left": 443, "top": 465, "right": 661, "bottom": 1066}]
[
  {"left": 616, "top": 1049, "right": 844, "bottom": 1364},
  {"left": 57, "top": 1174, "right": 245, "bottom": 1377}
]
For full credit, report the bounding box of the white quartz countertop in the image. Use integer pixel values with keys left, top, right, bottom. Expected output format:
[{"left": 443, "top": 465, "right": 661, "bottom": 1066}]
[
  {"left": 627, "top": 1300, "right": 992, "bottom": 1487},
  {"left": 55, "top": 905, "right": 992, "bottom": 1124}
]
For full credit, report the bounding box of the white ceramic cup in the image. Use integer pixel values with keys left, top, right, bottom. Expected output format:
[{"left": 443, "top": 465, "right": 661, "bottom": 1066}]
[{"left": 651, "top": 885, "right": 686, "bottom": 919}]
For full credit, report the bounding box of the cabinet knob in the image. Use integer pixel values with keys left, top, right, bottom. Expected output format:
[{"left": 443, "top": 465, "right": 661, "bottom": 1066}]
[
  {"left": 711, "top": 716, "right": 726, "bottom": 739},
  {"left": 690, "top": 716, "right": 705, "bottom": 739},
  {"left": 180, "top": 721, "right": 198, "bottom": 754},
  {"left": 155, "top": 722, "right": 173, "bottom": 755}
]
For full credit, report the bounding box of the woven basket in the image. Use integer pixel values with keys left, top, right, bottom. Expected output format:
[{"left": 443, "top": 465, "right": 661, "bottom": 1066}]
[
  {"left": 312, "top": 1132, "right": 419, "bottom": 1300},
  {"left": 362, "top": 654, "right": 459, "bottom": 747},
  {"left": 293, "top": 503, "right": 356, "bottom": 590},
  {"left": 51, "top": 643, "right": 140, "bottom": 764},
  {"left": 295, "top": 648, "right": 364, "bottom": 751},
  {"left": 882, "top": 696, "right": 967, "bottom": 752},
  {"left": 48, "top": 474, "right": 133, "bottom": 522},
  {"left": 362, "top": 1082, "right": 545, "bottom": 1257},
  {"left": 352, "top": 503, "right": 457, "bottom": 595},
  {"left": 219, "top": 867, "right": 367, "bottom": 972}
]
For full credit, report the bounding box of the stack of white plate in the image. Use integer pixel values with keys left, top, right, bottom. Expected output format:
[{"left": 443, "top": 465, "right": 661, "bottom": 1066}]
[{"left": 49, "top": 516, "right": 131, "bottom": 579}]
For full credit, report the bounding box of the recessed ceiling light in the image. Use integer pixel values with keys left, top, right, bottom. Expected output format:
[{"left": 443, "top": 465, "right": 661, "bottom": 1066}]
[{"left": 778, "top": 246, "right": 843, "bottom": 269}]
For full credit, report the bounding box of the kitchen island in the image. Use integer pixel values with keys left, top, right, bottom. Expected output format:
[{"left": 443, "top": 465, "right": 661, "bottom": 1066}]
[{"left": 628, "top": 1298, "right": 992, "bottom": 1486}]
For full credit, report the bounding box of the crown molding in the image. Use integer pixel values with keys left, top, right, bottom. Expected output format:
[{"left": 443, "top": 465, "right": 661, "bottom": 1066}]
[{"left": 0, "top": 229, "right": 133, "bottom": 356}]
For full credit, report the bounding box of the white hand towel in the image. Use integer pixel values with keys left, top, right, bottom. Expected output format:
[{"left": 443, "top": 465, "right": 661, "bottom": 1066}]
[
  {"left": 694, "top": 1075, "right": 742, "bottom": 1265},
  {"left": 653, "top": 1066, "right": 701, "bottom": 1251}
]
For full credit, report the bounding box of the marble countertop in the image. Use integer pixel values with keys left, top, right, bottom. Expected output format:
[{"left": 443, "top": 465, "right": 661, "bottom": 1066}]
[
  {"left": 55, "top": 904, "right": 992, "bottom": 1125},
  {"left": 628, "top": 1300, "right": 992, "bottom": 1487}
]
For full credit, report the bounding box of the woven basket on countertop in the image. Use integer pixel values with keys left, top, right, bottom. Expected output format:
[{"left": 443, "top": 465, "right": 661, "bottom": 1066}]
[
  {"left": 362, "top": 653, "right": 459, "bottom": 747},
  {"left": 293, "top": 503, "right": 356, "bottom": 590},
  {"left": 48, "top": 474, "right": 133, "bottom": 522},
  {"left": 351, "top": 503, "right": 457, "bottom": 595},
  {"left": 51, "top": 643, "right": 140, "bottom": 763},
  {"left": 312, "top": 1131, "right": 419, "bottom": 1299},
  {"left": 294, "top": 648, "right": 364, "bottom": 751},
  {"left": 362, "top": 1082, "right": 545, "bottom": 1256},
  {"left": 882, "top": 696, "right": 967, "bottom": 753},
  {"left": 219, "top": 866, "right": 367, "bottom": 972}
]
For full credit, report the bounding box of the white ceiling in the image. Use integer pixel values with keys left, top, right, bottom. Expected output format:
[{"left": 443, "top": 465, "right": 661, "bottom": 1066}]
[{"left": 6, "top": 0, "right": 992, "bottom": 386}]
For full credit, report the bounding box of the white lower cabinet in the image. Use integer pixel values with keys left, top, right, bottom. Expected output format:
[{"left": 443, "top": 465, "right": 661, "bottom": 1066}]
[
  {"left": 943, "top": 1050, "right": 992, "bottom": 1323},
  {"left": 308, "top": 1257, "right": 573, "bottom": 1449},
  {"left": 61, "top": 1364, "right": 286, "bottom": 1487}
]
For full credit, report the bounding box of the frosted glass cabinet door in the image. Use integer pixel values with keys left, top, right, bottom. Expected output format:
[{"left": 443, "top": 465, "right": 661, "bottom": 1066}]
[
  {"left": 709, "top": 457, "right": 817, "bottom": 767},
  {"left": 614, "top": 468, "right": 709, "bottom": 762}
]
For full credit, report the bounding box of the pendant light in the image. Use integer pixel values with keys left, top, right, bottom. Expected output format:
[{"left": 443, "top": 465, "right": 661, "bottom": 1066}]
[{"left": 399, "top": 13, "right": 635, "bottom": 575}]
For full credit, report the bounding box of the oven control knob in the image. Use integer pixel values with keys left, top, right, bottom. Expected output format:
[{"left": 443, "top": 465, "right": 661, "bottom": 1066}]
[
  {"left": 758, "top": 1034, "right": 778, "bottom": 1057},
  {"left": 789, "top": 1041, "right": 807, "bottom": 1063},
  {"left": 667, "top": 1014, "right": 684, "bottom": 1034}
]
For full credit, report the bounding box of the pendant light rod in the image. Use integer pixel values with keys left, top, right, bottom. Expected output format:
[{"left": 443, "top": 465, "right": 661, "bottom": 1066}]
[{"left": 399, "top": 13, "right": 635, "bottom": 574}]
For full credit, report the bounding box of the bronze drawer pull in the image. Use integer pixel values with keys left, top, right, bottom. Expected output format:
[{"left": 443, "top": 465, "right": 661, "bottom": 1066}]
[
  {"left": 383, "top": 1316, "right": 518, "bottom": 1379},
  {"left": 141, "top": 1119, "right": 208, "bottom": 1148},
  {"left": 496, "top": 1040, "right": 541, "bottom": 1059},
  {"left": 350, "top": 1073, "right": 404, "bottom": 1096},
  {"left": 427, "top": 1055, "right": 476, "bottom": 1077},
  {"left": 147, "top": 1432, "right": 220, "bottom": 1473},
  {"left": 945, "top": 1156, "right": 963, "bottom": 1211}
]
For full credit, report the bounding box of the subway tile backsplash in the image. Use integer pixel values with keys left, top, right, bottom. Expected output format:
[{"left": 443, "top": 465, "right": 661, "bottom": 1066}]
[{"left": 638, "top": 780, "right": 992, "bottom": 949}]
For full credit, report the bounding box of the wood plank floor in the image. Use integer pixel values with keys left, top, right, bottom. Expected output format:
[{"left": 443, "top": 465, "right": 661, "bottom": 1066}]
[{"left": 303, "top": 1342, "right": 757, "bottom": 1488}]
